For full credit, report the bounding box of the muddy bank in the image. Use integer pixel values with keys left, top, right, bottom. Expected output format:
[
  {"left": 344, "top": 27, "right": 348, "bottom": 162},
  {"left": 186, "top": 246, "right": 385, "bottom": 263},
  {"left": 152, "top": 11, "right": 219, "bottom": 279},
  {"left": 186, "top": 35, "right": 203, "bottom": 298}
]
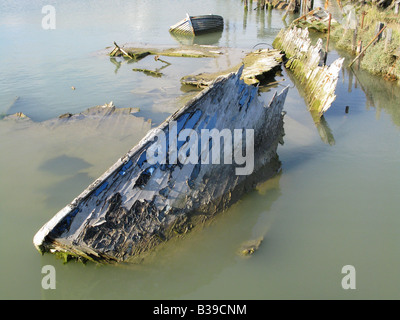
[{"left": 1, "top": 103, "right": 152, "bottom": 185}]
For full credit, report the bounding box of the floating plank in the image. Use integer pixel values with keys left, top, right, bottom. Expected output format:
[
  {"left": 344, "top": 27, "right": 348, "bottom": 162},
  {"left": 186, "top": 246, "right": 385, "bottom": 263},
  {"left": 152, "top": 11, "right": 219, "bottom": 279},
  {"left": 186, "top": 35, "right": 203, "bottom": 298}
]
[
  {"left": 33, "top": 67, "right": 289, "bottom": 264},
  {"left": 273, "top": 26, "right": 344, "bottom": 116}
]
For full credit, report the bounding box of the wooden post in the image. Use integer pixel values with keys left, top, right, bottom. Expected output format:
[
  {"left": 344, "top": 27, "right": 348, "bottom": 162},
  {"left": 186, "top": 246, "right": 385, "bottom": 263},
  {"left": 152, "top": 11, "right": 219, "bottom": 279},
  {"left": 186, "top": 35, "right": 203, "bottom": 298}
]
[
  {"left": 282, "top": 0, "right": 295, "bottom": 21},
  {"left": 356, "top": 40, "right": 363, "bottom": 54},
  {"left": 349, "top": 25, "right": 387, "bottom": 67},
  {"left": 326, "top": 13, "right": 332, "bottom": 53},
  {"left": 374, "top": 22, "right": 385, "bottom": 45},
  {"left": 323, "top": 13, "right": 332, "bottom": 65},
  {"left": 337, "top": 0, "right": 343, "bottom": 11},
  {"left": 360, "top": 11, "right": 366, "bottom": 29},
  {"left": 352, "top": 28, "right": 358, "bottom": 53},
  {"left": 306, "top": 0, "right": 314, "bottom": 13},
  {"left": 385, "top": 28, "right": 393, "bottom": 51},
  {"left": 295, "top": 0, "right": 301, "bottom": 13}
]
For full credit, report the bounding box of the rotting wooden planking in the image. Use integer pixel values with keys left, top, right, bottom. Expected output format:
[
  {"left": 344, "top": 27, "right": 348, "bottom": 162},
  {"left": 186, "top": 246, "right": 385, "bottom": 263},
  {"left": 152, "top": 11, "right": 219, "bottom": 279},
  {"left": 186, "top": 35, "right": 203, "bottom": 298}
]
[
  {"left": 33, "top": 66, "right": 289, "bottom": 264},
  {"left": 273, "top": 26, "right": 344, "bottom": 116},
  {"left": 109, "top": 43, "right": 223, "bottom": 59},
  {"left": 181, "top": 49, "right": 284, "bottom": 87}
]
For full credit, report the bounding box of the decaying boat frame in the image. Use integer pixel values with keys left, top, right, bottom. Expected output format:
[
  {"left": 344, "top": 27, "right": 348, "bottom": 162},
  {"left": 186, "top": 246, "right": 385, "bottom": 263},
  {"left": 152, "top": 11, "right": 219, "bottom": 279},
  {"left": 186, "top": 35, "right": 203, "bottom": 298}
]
[
  {"left": 33, "top": 66, "right": 289, "bottom": 264},
  {"left": 273, "top": 26, "right": 344, "bottom": 117}
]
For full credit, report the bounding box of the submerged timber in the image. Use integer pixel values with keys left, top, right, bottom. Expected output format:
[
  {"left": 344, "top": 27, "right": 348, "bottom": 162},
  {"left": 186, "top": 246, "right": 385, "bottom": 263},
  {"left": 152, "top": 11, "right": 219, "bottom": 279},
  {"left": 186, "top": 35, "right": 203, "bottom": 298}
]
[
  {"left": 181, "top": 49, "right": 284, "bottom": 87},
  {"left": 33, "top": 67, "right": 289, "bottom": 263}
]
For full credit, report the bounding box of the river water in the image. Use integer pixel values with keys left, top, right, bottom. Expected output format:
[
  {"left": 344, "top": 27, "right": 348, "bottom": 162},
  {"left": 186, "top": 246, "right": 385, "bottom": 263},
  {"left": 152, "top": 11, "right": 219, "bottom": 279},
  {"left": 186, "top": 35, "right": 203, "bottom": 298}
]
[{"left": 1, "top": 0, "right": 399, "bottom": 299}]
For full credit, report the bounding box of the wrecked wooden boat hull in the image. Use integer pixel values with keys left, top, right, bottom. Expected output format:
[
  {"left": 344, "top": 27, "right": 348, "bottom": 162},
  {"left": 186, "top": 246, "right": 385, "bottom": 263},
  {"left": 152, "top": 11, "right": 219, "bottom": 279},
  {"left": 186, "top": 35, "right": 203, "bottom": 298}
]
[
  {"left": 169, "top": 14, "right": 224, "bottom": 36},
  {"left": 273, "top": 26, "right": 344, "bottom": 116},
  {"left": 33, "top": 66, "right": 289, "bottom": 263}
]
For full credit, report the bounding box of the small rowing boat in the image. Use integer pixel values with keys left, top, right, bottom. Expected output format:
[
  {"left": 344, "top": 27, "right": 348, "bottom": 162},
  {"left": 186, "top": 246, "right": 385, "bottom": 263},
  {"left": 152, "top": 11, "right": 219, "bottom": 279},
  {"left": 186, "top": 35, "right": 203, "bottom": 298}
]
[{"left": 169, "top": 14, "right": 224, "bottom": 36}]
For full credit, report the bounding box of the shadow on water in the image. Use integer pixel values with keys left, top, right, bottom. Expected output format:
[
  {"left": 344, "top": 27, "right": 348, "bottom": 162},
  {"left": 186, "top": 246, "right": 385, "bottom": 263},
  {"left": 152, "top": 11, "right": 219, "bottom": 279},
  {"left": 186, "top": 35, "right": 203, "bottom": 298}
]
[{"left": 38, "top": 155, "right": 92, "bottom": 176}]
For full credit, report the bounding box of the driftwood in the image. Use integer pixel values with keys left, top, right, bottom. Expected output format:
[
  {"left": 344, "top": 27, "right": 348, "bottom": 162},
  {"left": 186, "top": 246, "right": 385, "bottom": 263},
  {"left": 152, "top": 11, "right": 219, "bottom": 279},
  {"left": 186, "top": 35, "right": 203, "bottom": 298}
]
[
  {"left": 292, "top": 8, "right": 337, "bottom": 32},
  {"left": 273, "top": 26, "right": 344, "bottom": 116},
  {"left": 33, "top": 67, "right": 289, "bottom": 264}
]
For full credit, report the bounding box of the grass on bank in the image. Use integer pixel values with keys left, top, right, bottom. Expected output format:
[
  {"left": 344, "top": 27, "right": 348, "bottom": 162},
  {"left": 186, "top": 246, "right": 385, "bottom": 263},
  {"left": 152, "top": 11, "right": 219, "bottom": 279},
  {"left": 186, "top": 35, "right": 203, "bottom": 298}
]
[{"left": 331, "top": 4, "right": 400, "bottom": 79}]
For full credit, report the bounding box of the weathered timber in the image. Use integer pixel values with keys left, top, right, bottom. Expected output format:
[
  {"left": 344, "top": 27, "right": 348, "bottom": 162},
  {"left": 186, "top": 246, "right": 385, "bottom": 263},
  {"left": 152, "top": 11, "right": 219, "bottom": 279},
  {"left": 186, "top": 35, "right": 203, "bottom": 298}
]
[
  {"left": 132, "top": 68, "right": 163, "bottom": 78},
  {"left": 110, "top": 42, "right": 150, "bottom": 60},
  {"left": 292, "top": 8, "right": 338, "bottom": 32},
  {"left": 273, "top": 26, "right": 344, "bottom": 116},
  {"left": 116, "top": 44, "right": 223, "bottom": 59},
  {"left": 33, "top": 66, "right": 289, "bottom": 264},
  {"left": 181, "top": 49, "right": 284, "bottom": 87}
]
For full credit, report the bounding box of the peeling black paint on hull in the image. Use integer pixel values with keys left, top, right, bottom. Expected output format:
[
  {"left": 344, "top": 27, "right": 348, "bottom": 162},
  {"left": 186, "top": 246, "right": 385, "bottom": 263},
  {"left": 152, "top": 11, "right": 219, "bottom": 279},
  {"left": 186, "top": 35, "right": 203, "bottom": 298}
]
[{"left": 33, "top": 67, "right": 289, "bottom": 263}]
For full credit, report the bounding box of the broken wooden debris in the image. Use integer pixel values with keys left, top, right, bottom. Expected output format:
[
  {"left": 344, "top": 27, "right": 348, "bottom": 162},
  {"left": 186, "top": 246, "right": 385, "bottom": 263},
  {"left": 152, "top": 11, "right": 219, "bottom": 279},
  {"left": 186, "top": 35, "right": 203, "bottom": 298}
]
[
  {"left": 181, "top": 49, "right": 284, "bottom": 87},
  {"left": 131, "top": 57, "right": 172, "bottom": 77},
  {"left": 292, "top": 8, "right": 338, "bottom": 32},
  {"left": 132, "top": 68, "right": 163, "bottom": 78},
  {"left": 273, "top": 26, "right": 344, "bottom": 116},
  {"left": 109, "top": 43, "right": 224, "bottom": 59},
  {"left": 110, "top": 42, "right": 150, "bottom": 60},
  {"left": 33, "top": 66, "right": 289, "bottom": 264}
]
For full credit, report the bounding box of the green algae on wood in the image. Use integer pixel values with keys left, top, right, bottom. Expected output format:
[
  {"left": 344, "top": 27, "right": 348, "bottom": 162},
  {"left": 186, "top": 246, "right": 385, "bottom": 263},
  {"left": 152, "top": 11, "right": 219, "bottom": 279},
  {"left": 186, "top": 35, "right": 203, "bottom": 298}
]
[
  {"left": 181, "top": 49, "right": 284, "bottom": 87},
  {"left": 110, "top": 44, "right": 223, "bottom": 59},
  {"left": 273, "top": 26, "right": 344, "bottom": 116}
]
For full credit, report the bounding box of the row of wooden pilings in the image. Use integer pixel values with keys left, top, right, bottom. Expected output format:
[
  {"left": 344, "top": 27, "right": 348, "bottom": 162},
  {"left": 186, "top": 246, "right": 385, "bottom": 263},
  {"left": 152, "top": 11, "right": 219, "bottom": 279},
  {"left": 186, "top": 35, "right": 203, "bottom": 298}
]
[{"left": 242, "top": 0, "right": 314, "bottom": 14}]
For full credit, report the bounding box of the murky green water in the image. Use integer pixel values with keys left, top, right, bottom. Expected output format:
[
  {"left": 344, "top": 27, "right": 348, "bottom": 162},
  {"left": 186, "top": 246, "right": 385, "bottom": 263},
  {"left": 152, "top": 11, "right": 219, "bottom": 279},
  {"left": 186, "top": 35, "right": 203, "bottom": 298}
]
[{"left": 1, "top": 0, "right": 400, "bottom": 299}]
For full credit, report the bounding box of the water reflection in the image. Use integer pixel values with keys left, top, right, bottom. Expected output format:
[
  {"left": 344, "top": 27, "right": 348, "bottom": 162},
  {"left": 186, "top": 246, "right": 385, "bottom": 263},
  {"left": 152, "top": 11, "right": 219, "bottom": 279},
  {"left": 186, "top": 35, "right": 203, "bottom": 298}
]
[
  {"left": 312, "top": 112, "right": 336, "bottom": 146},
  {"left": 109, "top": 57, "right": 122, "bottom": 74},
  {"left": 350, "top": 64, "right": 400, "bottom": 128},
  {"left": 284, "top": 68, "right": 337, "bottom": 145},
  {"left": 170, "top": 31, "right": 223, "bottom": 46}
]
